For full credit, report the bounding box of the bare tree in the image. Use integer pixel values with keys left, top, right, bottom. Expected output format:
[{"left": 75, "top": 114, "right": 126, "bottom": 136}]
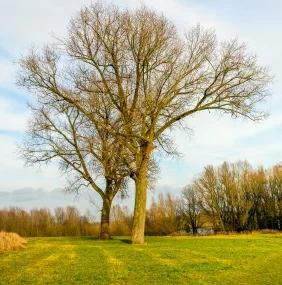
[
  {"left": 267, "top": 165, "right": 282, "bottom": 229},
  {"left": 195, "top": 161, "right": 266, "bottom": 232},
  {"left": 19, "top": 94, "right": 130, "bottom": 239},
  {"left": 181, "top": 185, "right": 202, "bottom": 234},
  {"left": 18, "top": 3, "right": 271, "bottom": 243},
  {"left": 145, "top": 193, "right": 180, "bottom": 235}
]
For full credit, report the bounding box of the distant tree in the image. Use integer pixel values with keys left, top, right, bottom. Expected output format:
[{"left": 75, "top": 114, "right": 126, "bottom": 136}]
[
  {"left": 181, "top": 185, "right": 202, "bottom": 234},
  {"left": 110, "top": 205, "right": 132, "bottom": 236},
  {"left": 195, "top": 162, "right": 255, "bottom": 231},
  {"left": 18, "top": 2, "right": 271, "bottom": 243},
  {"left": 266, "top": 165, "right": 282, "bottom": 229},
  {"left": 146, "top": 193, "right": 180, "bottom": 235},
  {"left": 244, "top": 166, "right": 267, "bottom": 230},
  {"left": 247, "top": 165, "right": 282, "bottom": 230}
]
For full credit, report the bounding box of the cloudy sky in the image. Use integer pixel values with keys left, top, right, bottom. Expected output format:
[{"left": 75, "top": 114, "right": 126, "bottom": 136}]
[{"left": 1, "top": 0, "right": 282, "bottom": 213}]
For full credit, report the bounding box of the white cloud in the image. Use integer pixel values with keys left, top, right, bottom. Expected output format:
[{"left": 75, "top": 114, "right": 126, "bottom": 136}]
[
  {"left": 0, "top": 97, "right": 28, "bottom": 132},
  {"left": 0, "top": 57, "right": 15, "bottom": 86},
  {"left": 0, "top": 0, "right": 94, "bottom": 50},
  {"left": 0, "top": 134, "right": 66, "bottom": 191}
]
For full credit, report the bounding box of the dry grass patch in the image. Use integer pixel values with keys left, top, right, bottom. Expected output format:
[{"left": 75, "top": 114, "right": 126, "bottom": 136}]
[{"left": 0, "top": 231, "right": 27, "bottom": 252}]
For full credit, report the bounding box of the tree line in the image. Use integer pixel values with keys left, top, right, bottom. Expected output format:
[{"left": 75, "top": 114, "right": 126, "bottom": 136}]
[
  {"left": 2, "top": 161, "right": 281, "bottom": 237},
  {"left": 0, "top": 207, "right": 97, "bottom": 237},
  {"left": 0, "top": 205, "right": 131, "bottom": 237},
  {"left": 123, "top": 161, "right": 281, "bottom": 235},
  {"left": 146, "top": 162, "right": 282, "bottom": 234},
  {"left": 18, "top": 2, "right": 271, "bottom": 243}
]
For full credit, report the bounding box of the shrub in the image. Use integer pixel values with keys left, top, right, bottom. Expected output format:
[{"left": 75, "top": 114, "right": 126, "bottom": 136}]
[{"left": 0, "top": 231, "right": 27, "bottom": 252}]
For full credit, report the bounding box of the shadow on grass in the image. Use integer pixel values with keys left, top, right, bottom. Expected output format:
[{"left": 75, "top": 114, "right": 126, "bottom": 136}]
[
  {"left": 118, "top": 238, "right": 132, "bottom": 244},
  {"left": 79, "top": 236, "right": 132, "bottom": 244},
  {"left": 80, "top": 236, "right": 100, "bottom": 241}
]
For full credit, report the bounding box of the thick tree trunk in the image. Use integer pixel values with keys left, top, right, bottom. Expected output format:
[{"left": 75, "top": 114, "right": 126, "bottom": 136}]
[
  {"left": 100, "top": 196, "right": 112, "bottom": 240},
  {"left": 131, "top": 143, "right": 153, "bottom": 244},
  {"left": 131, "top": 172, "right": 148, "bottom": 244}
]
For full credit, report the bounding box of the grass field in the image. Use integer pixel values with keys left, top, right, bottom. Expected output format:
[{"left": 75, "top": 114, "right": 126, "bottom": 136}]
[{"left": 0, "top": 234, "right": 281, "bottom": 285}]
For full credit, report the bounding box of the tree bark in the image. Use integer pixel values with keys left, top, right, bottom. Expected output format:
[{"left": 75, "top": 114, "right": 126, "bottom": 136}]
[
  {"left": 131, "top": 143, "right": 153, "bottom": 244},
  {"left": 100, "top": 196, "right": 112, "bottom": 240}
]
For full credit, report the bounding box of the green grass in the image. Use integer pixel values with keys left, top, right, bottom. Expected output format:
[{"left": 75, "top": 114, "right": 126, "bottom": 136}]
[{"left": 0, "top": 234, "right": 281, "bottom": 285}]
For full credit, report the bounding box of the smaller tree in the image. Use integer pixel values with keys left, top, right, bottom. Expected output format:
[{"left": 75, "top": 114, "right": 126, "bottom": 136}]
[
  {"left": 18, "top": 88, "right": 131, "bottom": 239},
  {"left": 181, "top": 185, "right": 202, "bottom": 234}
]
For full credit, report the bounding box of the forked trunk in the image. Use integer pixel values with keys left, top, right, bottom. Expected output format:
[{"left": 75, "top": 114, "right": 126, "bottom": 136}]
[
  {"left": 100, "top": 196, "right": 112, "bottom": 240},
  {"left": 131, "top": 143, "right": 153, "bottom": 244}
]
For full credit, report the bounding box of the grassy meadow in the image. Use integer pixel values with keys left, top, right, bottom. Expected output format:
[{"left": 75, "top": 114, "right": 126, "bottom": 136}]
[{"left": 0, "top": 233, "right": 281, "bottom": 285}]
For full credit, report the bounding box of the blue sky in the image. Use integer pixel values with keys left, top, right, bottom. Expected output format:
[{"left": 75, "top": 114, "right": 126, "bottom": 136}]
[{"left": 1, "top": 0, "right": 282, "bottom": 213}]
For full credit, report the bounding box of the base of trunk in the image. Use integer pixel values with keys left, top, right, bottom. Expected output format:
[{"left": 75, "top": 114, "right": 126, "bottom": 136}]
[{"left": 131, "top": 234, "right": 144, "bottom": 244}]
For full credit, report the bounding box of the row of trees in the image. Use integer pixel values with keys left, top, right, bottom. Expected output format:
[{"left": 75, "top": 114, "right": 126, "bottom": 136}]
[
  {"left": 185, "top": 162, "right": 282, "bottom": 232},
  {"left": 0, "top": 207, "right": 97, "bottom": 237},
  {"left": 147, "top": 162, "right": 282, "bottom": 234},
  {"left": 0, "top": 206, "right": 131, "bottom": 237},
  {"left": 1, "top": 162, "right": 281, "bottom": 237},
  {"left": 18, "top": 2, "right": 271, "bottom": 243}
]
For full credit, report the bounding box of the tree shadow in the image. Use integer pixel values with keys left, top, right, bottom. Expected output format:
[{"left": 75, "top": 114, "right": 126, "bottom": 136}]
[
  {"left": 80, "top": 236, "right": 100, "bottom": 240},
  {"left": 118, "top": 238, "right": 132, "bottom": 244},
  {"left": 80, "top": 236, "right": 132, "bottom": 244}
]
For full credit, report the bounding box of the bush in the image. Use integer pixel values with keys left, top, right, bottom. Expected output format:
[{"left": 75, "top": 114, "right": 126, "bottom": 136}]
[{"left": 0, "top": 231, "right": 27, "bottom": 252}]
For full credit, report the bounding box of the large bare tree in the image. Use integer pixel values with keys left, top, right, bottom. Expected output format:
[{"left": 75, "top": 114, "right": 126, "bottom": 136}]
[{"left": 18, "top": 3, "right": 271, "bottom": 243}]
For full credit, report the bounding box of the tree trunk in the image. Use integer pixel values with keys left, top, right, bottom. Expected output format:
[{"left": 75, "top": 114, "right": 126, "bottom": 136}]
[
  {"left": 131, "top": 143, "right": 153, "bottom": 244},
  {"left": 131, "top": 172, "right": 148, "bottom": 244},
  {"left": 100, "top": 196, "right": 112, "bottom": 240},
  {"left": 192, "top": 224, "right": 197, "bottom": 235}
]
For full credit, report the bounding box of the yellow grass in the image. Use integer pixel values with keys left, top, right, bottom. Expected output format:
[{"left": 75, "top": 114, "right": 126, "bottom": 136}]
[{"left": 0, "top": 231, "right": 27, "bottom": 252}]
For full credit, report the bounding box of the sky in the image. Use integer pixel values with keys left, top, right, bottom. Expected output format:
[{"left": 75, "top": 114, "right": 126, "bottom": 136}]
[{"left": 1, "top": 0, "right": 282, "bottom": 214}]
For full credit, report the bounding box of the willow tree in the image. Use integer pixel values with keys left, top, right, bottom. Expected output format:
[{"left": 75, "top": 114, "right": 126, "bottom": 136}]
[{"left": 19, "top": 3, "right": 271, "bottom": 243}]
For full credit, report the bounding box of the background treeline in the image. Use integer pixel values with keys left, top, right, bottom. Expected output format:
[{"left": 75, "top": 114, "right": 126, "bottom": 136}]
[
  {"left": 0, "top": 206, "right": 132, "bottom": 237},
  {"left": 1, "top": 162, "right": 281, "bottom": 236},
  {"left": 146, "top": 162, "right": 282, "bottom": 234},
  {"left": 0, "top": 207, "right": 98, "bottom": 237}
]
